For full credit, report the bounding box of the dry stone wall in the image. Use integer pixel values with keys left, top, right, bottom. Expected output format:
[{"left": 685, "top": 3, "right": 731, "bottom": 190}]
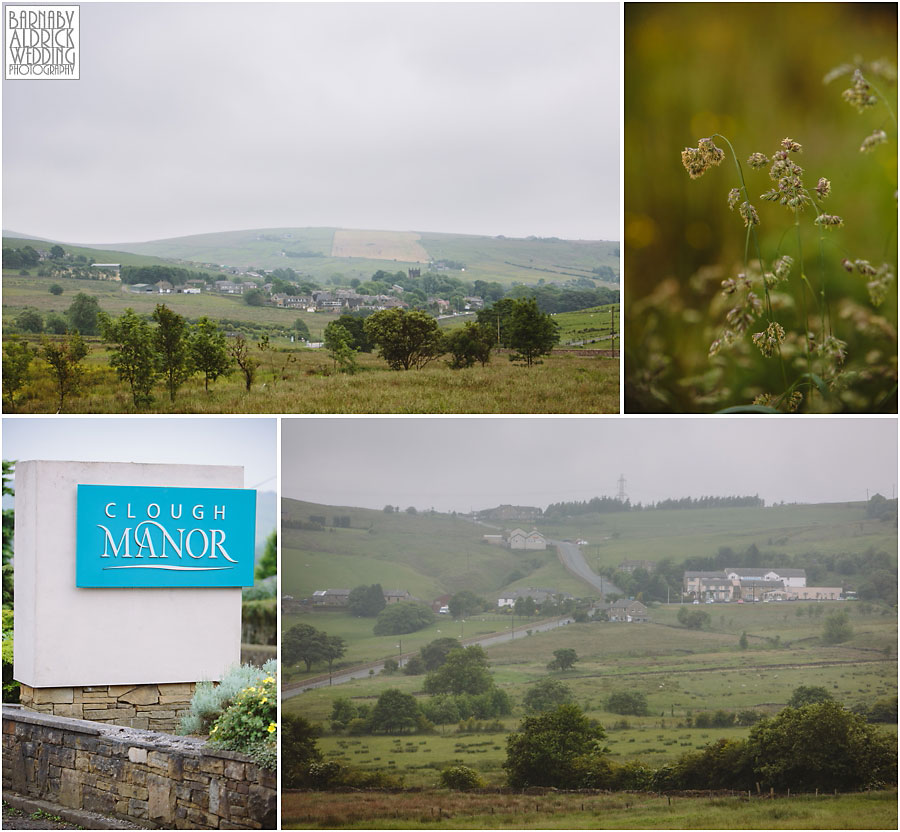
[{"left": 2, "top": 705, "right": 276, "bottom": 830}]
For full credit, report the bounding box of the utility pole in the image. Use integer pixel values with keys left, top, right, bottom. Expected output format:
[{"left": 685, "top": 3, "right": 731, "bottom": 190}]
[{"left": 616, "top": 474, "right": 627, "bottom": 503}]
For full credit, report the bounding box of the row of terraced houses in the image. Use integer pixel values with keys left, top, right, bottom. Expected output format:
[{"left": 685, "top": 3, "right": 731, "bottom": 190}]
[{"left": 683, "top": 567, "right": 843, "bottom": 602}]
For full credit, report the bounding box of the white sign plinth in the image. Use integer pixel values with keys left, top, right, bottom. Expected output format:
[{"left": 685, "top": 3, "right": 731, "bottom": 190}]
[{"left": 14, "top": 460, "right": 245, "bottom": 688}]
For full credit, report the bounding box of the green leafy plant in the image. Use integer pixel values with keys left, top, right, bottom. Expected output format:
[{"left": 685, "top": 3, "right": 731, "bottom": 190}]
[
  {"left": 208, "top": 674, "right": 276, "bottom": 768},
  {"left": 439, "top": 764, "right": 484, "bottom": 790},
  {"left": 179, "top": 660, "right": 276, "bottom": 736}
]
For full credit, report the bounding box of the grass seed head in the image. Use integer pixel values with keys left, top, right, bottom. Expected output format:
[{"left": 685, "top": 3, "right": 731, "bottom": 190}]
[
  {"left": 860, "top": 129, "right": 888, "bottom": 153},
  {"left": 814, "top": 213, "right": 844, "bottom": 228},
  {"left": 842, "top": 69, "right": 877, "bottom": 112}
]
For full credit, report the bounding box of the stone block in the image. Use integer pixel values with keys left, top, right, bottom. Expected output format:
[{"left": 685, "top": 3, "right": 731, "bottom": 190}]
[
  {"left": 209, "top": 777, "right": 229, "bottom": 817},
  {"left": 160, "top": 683, "right": 196, "bottom": 696},
  {"left": 116, "top": 782, "right": 149, "bottom": 801},
  {"left": 224, "top": 760, "right": 245, "bottom": 781},
  {"left": 129, "top": 718, "right": 150, "bottom": 730},
  {"left": 129, "top": 797, "right": 149, "bottom": 819},
  {"left": 119, "top": 685, "right": 160, "bottom": 706},
  {"left": 199, "top": 757, "right": 224, "bottom": 776},
  {"left": 128, "top": 746, "right": 148, "bottom": 764},
  {"left": 58, "top": 766, "right": 83, "bottom": 809},
  {"left": 83, "top": 786, "right": 116, "bottom": 815},
  {"left": 85, "top": 708, "right": 137, "bottom": 721},
  {"left": 107, "top": 685, "right": 136, "bottom": 697},
  {"left": 47, "top": 746, "right": 76, "bottom": 768},
  {"left": 32, "top": 688, "right": 74, "bottom": 705},
  {"left": 147, "top": 750, "right": 170, "bottom": 771},
  {"left": 52, "top": 704, "right": 81, "bottom": 719},
  {"left": 168, "top": 755, "right": 184, "bottom": 779},
  {"left": 249, "top": 783, "right": 276, "bottom": 829},
  {"left": 147, "top": 774, "right": 176, "bottom": 824},
  {"left": 74, "top": 751, "right": 90, "bottom": 772}
]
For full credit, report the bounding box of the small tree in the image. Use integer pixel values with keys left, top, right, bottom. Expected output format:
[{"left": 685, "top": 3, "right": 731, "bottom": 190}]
[
  {"left": 370, "top": 688, "right": 420, "bottom": 733},
  {"left": 522, "top": 677, "right": 574, "bottom": 712},
  {"left": 281, "top": 714, "right": 323, "bottom": 788},
  {"left": 100, "top": 308, "right": 157, "bottom": 408},
  {"left": 49, "top": 284, "right": 64, "bottom": 296},
  {"left": 283, "top": 623, "right": 330, "bottom": 672},
  {"left": 66, "top": 292, "right": 101, "bottom": 335},
  {"left": 41, "top": 333, "right": 88, "bottom": 412},
  {"left": 504, "top": 704, "right": 608, "bottom": 789},
  {"left": 256, "top": 530, "right": 276, "bottom": 580},
  {"left": 49, "top": 245, "right": 66, "bottom": 259},
  {"left": 423, "top": 646, "right": 493, "bottom": 696},
  {"left": 189, "top": 317, "right": 232, "bottom": 392},
  {"left": 739, "top": 631, "right": 748, "bottom": 649},
  {"left": 348, "top": 584, "right": 386, "bottom": 617},
  {"left": 44, "top": 312, "right": 68, "bottom": 334},
  {"left": 822, "top": 609, "right": 853, "bottom": 644},
  {"left": 3, "top": 336, "right": 36, "bottom": 410},
  {"left": 448, "top": 590, "right": 483, "bottom": 619},
  {"left": 606, "top": 691, "right": 650, "bottom": 716},
  {"left": 445, "top": 322, "right": 494, "bottom": 368},
  {"left": 420, "top": 637, "right": 461, "bottom": 671},
  {"left": 787, "top": 685, "right": 833, "bottom": 709},
  {"left": 373, "top": 602, "right": 435, "bottom": 635},
  {"left": 323, "top": 322, "right": 358, "bottom": 374},
  {"left": 548, "top": 648, "right": 578, "bottom": 672},
  {"left": 364, "top": 308, "right": 445, "bottom": 370},
  {"left": 15, "top": 309, "right": 43, "bottom": 333},
  {"left": 152, "top": 304, "right": 193, "bottom": 402},
  {"left": 506, "top": 297, "right": 560, "bottom": 366},
  {"left": 230, "top": 335, "right": 257, "bottom": 391}
]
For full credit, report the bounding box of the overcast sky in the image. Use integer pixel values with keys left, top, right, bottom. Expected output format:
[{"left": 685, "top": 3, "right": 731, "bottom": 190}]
[
  {"left": 282, "top": 417, "right": 898, "bottom": 511},
  {"left": 2, "top": 2, "right": 619, "bottom": 245},
  {"left": 2, "top": 417, "right": 276, "bottom": 492}
]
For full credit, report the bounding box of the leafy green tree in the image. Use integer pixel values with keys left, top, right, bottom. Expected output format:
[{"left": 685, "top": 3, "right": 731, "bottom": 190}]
[
  {"left": 49, "top": 245, "right": 65, "bottom": 259},
  {"left": 424, "top": 646, "right": 492, "bottom": 696},
  {"left": 15, "top": 309, "right": 43, "bottom": 333},
  {"left": 230, "top": 335, "right": 257, "bottom": 392},
  {"left": 321, "top": 634, "right": 347, "bottom": 674},
  {"left": 244, "top": 288, "right": 265, "bottom": 306},
  {"left": 330, "top": 697, "right": 357, "bottom": 731},
  {"left": 504, "top": 704, "right": 608, "bottom": 789},
  {"left": 677, "top": 606, "right": 710, "bottom": 629},
  {"left": 444, "top": 322, "right": 494, "bottom": 368},
  {"left": 41, "top": 333, "right": 88, "bottom": 412},
  {"left": 348, "top": 584, "right": 386, "bottom": 617},
  {"left": 440, "top": 765, "right": 484, "bottom": 790},
  {"left": 283, "top": 623, "right": 331, "bottom": 671},
  {"left": 748, "top": 700, "right": 896, "bottom": 792},
  {"left": 49, "top": 283, "right": 64, "bottom": 295},
  {"left": 448, "top": 590, "right": 483, "bottom": 619},
  {"left": 547, "top": 648, "right": 578, "bottom": 672},
  {"left": 43, "top": 312, "right": 68, "bottom": 334},
  {"left": 256, "top": 530, "right": 276, "bottom": 580},
  {"left": 476, "top": 298, "right": 517, "bottom": 347},
  {"left": 65, "top": 293, "right": 101, "bottom": 335},
  {"left": 281, "top": 714, "right": 323, "bottom": 788},
  {"left": 401, "top": 656, "right": 425, "bottom": 675},
  {"left": 2, "top": 462, "right": 15, "bottom": 608},
  {"left": 292, "top": 318, "right": 311, "bottom": 340},
  {"left": 787, "top": 685, "right": 833, "bottom": 708},
  {"left": 100, "top": 308, "right": 157, "bottom": 407},
  {"left": 189, "top": 317, "right": 232, "bottom": 392},
  {"left": 606, "top": 691, "right": 650, "bottom": 716},
  {"left": 370, "top": 688, "right": 420, "bottom": 733},
  {"left": 822, "top": 609, "right": 853, "bottom": 644},
  {"left": 323, "top": 322, "right": 358, "bottom": 374},
  {"left": 3, "top": 337, "right": 36, "bottom": 410},
  {"left": 420, "top": 637, "right": 461, "bottom": 671},
  {"left": 373, "top": 602, "right": 434, "bottom": 635},
  {"left": 363, "top": 308, "right": 444, "bottom": 370},
  {"left": 523, "top": 677, "right": 574, "bottom": 712},
  {"left": 506, "top": 297, "right": 560, "bottom": 366},
  {"left": 739, "top": 631, "right": 748, "bottom": 649},
  {"left": 152, "top": 304, "right": 193, "bottom": 401},
  {"left": 331, "top": 314, "right": 372, "bottom": 352}
]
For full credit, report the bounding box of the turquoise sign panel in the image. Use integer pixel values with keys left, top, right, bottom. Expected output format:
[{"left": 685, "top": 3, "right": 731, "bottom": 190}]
[{"left": 76, "top": 484, "right": 257, "bottom": 588}]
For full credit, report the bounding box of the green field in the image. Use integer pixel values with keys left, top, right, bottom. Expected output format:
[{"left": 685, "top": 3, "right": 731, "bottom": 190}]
[
  {"left": 284, "top": 601, "right": 897, "bottom": 787},
  {"left": 283, "top": 789, "right": 898, "bottom": 829}
]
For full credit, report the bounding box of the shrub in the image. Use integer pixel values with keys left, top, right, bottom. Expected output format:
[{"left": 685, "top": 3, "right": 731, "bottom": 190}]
[
  {"left": 179, "top": 660, "right": 276, "bottom": 736},
  {"left": 440, "top": 765, "right": 485, "bottom": 790},
  {"left": 207, "top": 674, "right": 276, "bottom": 768},
  {"left": 523, "top": 677, "right": 573, "bottom": 713},
  {"left": 606, "top": 691, "right": 650, "bottom": 716}
]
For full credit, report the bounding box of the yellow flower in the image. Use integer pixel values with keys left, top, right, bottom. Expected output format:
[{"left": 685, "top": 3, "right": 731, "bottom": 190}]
[
  {"left": 267, "top": 723, "right": 276, "bottom": 733},
  {"left": 261, "top": 697, "right": 268, "bottom": 704}
]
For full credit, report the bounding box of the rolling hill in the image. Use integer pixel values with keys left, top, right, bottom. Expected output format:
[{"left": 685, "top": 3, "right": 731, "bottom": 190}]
[{"left": 84, "top": 227, "right": 620, "bottom": 287}]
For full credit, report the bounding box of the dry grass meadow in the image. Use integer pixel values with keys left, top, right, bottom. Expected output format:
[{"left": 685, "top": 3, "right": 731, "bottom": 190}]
[{"left": 330, "top": 230, "right": 431, "bottom": 262}]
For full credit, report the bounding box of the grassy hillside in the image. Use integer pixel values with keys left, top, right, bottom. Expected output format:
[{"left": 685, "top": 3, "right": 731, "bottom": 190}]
[
  {"left": 539, "top": 502, "right": 898, "bottom": 566},
  {"left": 83, "top": 227, "right": 619, "bottom": 287},
  {"left": 282, "top": 499, "right": 583, "bottom": 603}
]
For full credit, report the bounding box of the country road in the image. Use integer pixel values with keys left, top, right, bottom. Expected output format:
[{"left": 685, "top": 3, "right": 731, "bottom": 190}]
[
  {"left": 553, "top": 539, "right": 622, "bottom": 597},
  {"left": 282, "top": 615, "right": 574, "bottom": 700}
]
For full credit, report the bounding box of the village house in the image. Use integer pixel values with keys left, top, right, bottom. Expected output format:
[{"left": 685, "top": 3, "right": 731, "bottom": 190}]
[
  {"left": 311, "top": 589, "right": 351, "bottom": 606},
  {"left": 618, "top": 559, "right": 656, "bottom": 574},
  {"left": 507, "top": 528, "right": 547, "bottom": 550},
  {"left": 496, "top": 588, "right": 572, "bottom": 608},
  {"left": 608, "top": 599, "right": 650, "bottom": 622},
  {"left": 383, "top": 589, "right": 411, "bottom": 604}
]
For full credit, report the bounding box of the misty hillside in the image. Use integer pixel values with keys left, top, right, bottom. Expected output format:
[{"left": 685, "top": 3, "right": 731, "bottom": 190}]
[
  {"left": 281, "top": 498, "right": 588, "bottom": 602},
  {"left": 283, "top": 497, "right": 898, "bottom": 604},
  {"left": 86, "top": 227, "right": 620, "bottom": 287}
]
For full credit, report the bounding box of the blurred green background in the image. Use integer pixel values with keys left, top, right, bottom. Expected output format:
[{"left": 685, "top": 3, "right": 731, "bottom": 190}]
[{"left": 625, "top": 2, "right": 897, "bottom": 412}]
